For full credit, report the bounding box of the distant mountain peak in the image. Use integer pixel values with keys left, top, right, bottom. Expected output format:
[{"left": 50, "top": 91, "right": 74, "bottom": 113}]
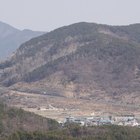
[
  {"left": 0, "top": 21, "right": 19, "bottom": 31},
  {"left": 0, "top": 21, "right": 45, "bottom": 60}
]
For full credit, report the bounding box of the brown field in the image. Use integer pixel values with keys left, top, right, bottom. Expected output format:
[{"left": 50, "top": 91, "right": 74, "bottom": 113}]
[{"left": 1, "top": 87, "right": 140, "bottom": 122}]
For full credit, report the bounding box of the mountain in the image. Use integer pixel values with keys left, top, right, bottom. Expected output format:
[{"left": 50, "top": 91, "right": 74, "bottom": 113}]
[
  {"left": 0, "top": 22, "right": 140, "bottom": 106},
  {"left": 0, "top": 21, "right": 45, "bottom": 60}
]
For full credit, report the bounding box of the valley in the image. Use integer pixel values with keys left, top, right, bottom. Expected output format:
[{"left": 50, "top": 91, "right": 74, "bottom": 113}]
[{"left": 1, "top": 86, "right": 140, "bottom": 122}]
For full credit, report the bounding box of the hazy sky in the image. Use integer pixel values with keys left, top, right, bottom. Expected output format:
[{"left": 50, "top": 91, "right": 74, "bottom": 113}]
[{"left": 0, "top": 0, "right": 140, "bottom": 31}]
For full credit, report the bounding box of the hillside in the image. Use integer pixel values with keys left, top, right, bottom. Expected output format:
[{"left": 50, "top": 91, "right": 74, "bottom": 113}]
[
  {"left": 0, "top": 22, "right": 140, "bottom": 115},
  {"left": 0, "top": 21, "right": 44, "bottom": 60},
  {"left": 0, "top": 102, "right": 59, "bottom": 139},
  {"left": 5, "top": 125, "right": 140, "bottom": 140}
]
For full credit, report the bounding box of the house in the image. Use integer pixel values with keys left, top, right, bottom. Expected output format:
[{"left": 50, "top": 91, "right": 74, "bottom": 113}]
[
  {"left": 124, "top": 119, "right": 139, "bottom": 127},
  {"left": 114, "top": 115, "right": 135, "bottom": 122},
  {"left": 65, "top": 116, "right": 75, "bottom": 123},
  {"left": 99, "top": 118, "right": 112, "bottom": 125}
]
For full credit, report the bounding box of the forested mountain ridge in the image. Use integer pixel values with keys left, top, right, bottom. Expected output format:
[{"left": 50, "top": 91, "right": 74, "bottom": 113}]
[{"left": 1, "top": 22, "right": 140, "bottom": 105}]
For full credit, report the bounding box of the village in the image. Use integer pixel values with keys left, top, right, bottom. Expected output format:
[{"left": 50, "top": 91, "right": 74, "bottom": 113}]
[{"left": 63, "top": 115, "right": 140, "bottom": 127}]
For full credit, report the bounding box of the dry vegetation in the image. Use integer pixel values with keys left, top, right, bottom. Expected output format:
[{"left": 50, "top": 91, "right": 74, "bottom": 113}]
[{"left": 1, "top": 87, "right": 140, "bottom": 122}]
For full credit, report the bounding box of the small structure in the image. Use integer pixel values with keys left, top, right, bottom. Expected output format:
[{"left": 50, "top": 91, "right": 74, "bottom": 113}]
[
  {"left": 114, "top": 115, "right": 135, "bottom": 122},
  {"left": 63, "top": 115, "right": 140, "bottom": 127}
]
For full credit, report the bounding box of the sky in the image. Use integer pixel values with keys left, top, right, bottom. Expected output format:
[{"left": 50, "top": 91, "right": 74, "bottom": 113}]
[{"left": 0, "top": 0, "right": 140, "bottom": 31}]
